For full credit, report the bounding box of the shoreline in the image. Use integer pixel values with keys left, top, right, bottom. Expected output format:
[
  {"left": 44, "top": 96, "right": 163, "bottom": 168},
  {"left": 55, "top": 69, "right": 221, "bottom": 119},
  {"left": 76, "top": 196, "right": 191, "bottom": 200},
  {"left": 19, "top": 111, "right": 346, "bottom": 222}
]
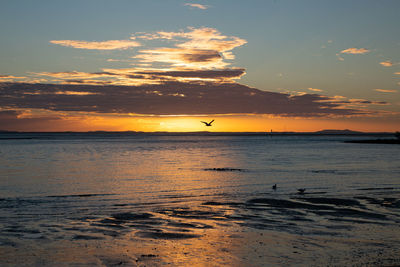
[{"left": 345, "top": 139, "right": 400, "bottom": 144}]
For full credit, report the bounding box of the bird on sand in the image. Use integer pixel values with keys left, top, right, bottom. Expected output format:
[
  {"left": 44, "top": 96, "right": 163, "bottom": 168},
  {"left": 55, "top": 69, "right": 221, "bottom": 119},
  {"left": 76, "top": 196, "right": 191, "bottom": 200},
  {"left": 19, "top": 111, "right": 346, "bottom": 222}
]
[
  {"left": 297, "top": 188, "right": 306, "bottom": 194},
  {"left": 201, "top": 120, "right": 214, "bottom": 126},
  {"left": 272, "top": 184, "right": 277, "bottom": 190}
]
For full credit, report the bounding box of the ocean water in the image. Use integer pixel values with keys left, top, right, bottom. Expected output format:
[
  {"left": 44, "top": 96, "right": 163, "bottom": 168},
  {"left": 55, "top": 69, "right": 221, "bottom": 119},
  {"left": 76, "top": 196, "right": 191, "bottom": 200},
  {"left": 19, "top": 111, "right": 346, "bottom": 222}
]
[{"left": 1, "top": 133, "right": 400, "bottom": 266}]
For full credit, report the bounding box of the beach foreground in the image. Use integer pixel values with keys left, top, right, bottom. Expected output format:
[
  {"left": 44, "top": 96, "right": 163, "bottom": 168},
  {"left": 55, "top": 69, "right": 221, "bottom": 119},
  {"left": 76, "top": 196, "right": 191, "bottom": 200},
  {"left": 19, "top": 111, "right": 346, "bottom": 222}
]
[
  {"left": 1, "top": 134, "right": 399, "bottom": 266},
  {"left": 1, "top": 190, "right": 400, "bottom": 266}
]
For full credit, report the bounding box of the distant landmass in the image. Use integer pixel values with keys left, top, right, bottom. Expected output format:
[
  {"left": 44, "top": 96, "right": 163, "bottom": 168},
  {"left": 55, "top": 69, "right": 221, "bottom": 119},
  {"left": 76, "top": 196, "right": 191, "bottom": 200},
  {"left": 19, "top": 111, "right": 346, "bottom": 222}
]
[{"left": 314, "top": 129, "right": 363, "bottom": 134}]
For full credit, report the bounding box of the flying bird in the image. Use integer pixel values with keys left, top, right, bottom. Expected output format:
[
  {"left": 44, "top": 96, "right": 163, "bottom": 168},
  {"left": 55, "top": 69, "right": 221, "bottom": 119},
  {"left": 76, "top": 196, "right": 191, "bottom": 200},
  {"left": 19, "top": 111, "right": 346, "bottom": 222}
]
[
  {"left": 297, "top": 188, "right": 306, "bottom": 194},
  {"left": 201, "top": 120, "right": 214, "bottom": 126}
]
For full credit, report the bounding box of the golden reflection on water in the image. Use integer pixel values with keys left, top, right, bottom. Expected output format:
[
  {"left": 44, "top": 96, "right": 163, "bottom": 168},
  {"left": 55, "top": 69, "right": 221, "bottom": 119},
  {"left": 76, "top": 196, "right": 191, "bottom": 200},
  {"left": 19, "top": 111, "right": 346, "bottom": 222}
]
[{"left": 100, "top": 138, "right": 250, "bottom": 199}]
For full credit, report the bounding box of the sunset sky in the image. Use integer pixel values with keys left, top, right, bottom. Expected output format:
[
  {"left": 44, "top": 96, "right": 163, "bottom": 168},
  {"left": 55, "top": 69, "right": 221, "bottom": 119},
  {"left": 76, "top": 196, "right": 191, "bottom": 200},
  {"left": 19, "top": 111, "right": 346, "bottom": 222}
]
[{"left": 1, "top": 0, "right": 399, "bottom": 132}]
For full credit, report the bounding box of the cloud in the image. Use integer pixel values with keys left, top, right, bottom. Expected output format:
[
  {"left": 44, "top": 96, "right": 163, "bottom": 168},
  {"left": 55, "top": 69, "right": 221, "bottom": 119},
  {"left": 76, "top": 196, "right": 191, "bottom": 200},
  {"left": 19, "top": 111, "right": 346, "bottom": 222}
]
[
  {"left": 335, "top": 53, "right": 345, "bottom": 61},
  {"left": 374, "top": 89, "right": 397, "bottom": 93},
  {"left": 136, "top": 48, "right": 227, "bottom": 69},
  {"left": 316, "top": 95, "right": 389, "bottom": 110},
  {"left": 42, "top": 28, "right": 248, "bottom": 85},
  {"left": 0, "top": 82, "right": 374, "bottom": 117},
  {"left": 133, "top": 28, "right": 246, "bottom": 70},
  {"left": 0, "top": 110, "right": 21, "bottom": 119},
  {"left": 184, "top": 3, "right": 209, "bottom": 10},
  {"left": 44, "top": 28, "right": 248, "bottom": 86},
  {"left": 2, "top": 27, "right": 392, "bottom": 122},
  {"left": 0, "top": 75, "right": 26, "bottom": 79},
  {"left": 138, "top": 69, "right": 245, "bottom": 78},
  {"left": 347, "top": 99, "right": 388, "bottom": 105},
  {"left": 177, "top": 27, "right": 247, "bottom": 52},
  {"left": 379, "top": 60, "right": 393, "bottom": 67},
  {"left": 34, "top": 71, "right": 116, "bottom": 79},
  {"left": 0, "top": 109, "right": 63, "bottom": 131},
  {"left": 339, "top": 48, "right": 370, "bottom": 55},
  {"left": 308, "top": 88, "right": 323, "bottom": 92},
  {"left": 50, "top": 40, "right": 141, "bottom": 50},
  {"left": 32, "top": 67, "right": 246, "bottom": 86},
  {"left": 0, "top": 75, "right": 27, "bottom": 82}
]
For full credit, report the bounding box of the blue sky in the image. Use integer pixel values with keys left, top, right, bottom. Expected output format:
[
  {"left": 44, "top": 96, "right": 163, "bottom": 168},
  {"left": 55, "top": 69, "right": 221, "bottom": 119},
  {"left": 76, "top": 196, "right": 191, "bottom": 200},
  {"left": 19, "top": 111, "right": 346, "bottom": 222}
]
[{"left": 0, "top": 0, "right": 399, "bottom": 131}]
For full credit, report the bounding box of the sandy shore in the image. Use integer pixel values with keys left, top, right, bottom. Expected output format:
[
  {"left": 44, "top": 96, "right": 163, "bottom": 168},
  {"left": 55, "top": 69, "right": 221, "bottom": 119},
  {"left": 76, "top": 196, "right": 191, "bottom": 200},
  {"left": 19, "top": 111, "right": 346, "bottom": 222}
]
[
  {"left": 1, "top": 194, "right": 400, "bottom": 266},
  {"left": 1, "top": 226, "right": 400, "bottom": 266}
]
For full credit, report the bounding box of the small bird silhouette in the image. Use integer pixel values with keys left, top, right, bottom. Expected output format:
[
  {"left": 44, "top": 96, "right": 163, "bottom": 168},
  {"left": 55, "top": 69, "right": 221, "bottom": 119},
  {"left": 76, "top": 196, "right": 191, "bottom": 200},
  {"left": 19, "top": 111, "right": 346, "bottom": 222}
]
[
  {"left": 201, "top": 119, "right": 214, "bottom": 126},
  {"left": 272, "top": 184, "right": 277, "bottom": 190},
  {"left": 297, "top": 188, "right": 306, "bottom": 194}
]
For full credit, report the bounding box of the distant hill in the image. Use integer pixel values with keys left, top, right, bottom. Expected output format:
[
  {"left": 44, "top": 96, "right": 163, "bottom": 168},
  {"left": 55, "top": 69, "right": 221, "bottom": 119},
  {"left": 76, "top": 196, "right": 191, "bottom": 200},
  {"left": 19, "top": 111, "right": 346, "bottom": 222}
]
[{"left": 315, "top": 129, "right": 363, "bottom": 134}]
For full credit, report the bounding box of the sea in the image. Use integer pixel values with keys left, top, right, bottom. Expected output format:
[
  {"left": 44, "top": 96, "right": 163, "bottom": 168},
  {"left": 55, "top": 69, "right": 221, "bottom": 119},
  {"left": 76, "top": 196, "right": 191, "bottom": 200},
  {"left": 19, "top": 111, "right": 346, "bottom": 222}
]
[{"left": 0, "top": 132, "right": 399, "bottom": 266}]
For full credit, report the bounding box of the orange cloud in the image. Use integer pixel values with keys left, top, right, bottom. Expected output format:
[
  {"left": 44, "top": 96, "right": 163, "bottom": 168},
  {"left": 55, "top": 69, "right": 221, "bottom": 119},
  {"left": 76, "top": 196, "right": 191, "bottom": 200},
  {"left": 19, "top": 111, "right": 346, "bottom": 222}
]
[
  {"left": 374, "top": 89, "right": 397, "bottom": 93},
  {"left": 184, "top": 3, "right": 209, "bottom": 10},
  {"left": 340, "top": 48, "right": 370, "bottom": 54},
  {"left": 46, "top": 28, "right": 247, "bottom": 85},
  {"left": 50, "top": 40, "right": 141, "bottom": 50},
  {"left": 177, "top": 27, "right": 247, "bottom": 52},
  {"left": 379, "top": 60, "right": 393, "bottom": 67},
  {"left": 0, "top": 75, "right": 27, "bottom": 82},
  {"left": 308, "top": 88, "right": 323, "bottom": 92},
  {"left": 134, "top": 27, "right": 246, "bottom": 70},
  {"left": 0, "top": 75, "right": 26, "bottom": 79}
]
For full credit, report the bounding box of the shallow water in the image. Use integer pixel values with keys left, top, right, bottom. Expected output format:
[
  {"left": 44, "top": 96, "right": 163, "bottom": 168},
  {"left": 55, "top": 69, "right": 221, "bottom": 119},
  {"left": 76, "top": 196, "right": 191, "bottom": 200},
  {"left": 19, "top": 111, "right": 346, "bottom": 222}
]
[{"left": 1, "top": 133, "right": 400, "bottom": 266}]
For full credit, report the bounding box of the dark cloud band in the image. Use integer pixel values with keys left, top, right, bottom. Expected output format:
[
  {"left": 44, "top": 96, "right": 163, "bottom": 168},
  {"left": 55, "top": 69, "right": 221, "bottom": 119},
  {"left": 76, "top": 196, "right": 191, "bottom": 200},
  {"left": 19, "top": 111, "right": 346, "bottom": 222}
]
[{"left": 0, "top": 82, "right": 363, "bottom": 117}]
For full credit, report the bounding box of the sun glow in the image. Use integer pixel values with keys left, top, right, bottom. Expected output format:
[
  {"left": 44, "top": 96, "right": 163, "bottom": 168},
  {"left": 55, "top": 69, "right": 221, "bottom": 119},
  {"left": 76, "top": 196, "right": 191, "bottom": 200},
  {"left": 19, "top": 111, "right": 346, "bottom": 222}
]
[{"left": 3, "top": 108, "right": 399, "bottom": 133}]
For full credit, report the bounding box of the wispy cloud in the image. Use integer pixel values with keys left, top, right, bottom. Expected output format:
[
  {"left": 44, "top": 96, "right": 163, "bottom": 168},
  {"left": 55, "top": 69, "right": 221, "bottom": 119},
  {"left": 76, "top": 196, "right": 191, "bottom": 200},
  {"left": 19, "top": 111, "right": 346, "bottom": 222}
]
[
  {"left": 0, "top": 75, "right": 26, "bottom": 79},
  {"left": 340, "top": 48, "right": 370, "bottom": 55},
  {"left": 308, "top": 88, "right": 323, "bottom": 92},
  {"left": 317, "top": 95, "right": 388, "bottom": 110},
  {"left": 184, "top": 3, "right": 209, "bottom": 10},
  {"left": 50, "top": 40, "right": 141, "bottom": 50},
  {"left": 347, "top": 99, "right": 388, "bottom": 105},
  {"left": 374, "top": 89, "right": 397, "bottom": 93},
  {"left": 34, "top": 71, "right": 116, "bottom": 79},
  {"left": 379, "top": 60, "right": 393, "bottom": 67},
  {"left": 0, "top": 75, "right": 26, "bottom": 82},
  {"left": 335, "top": 53, "right": 345, "bottom": 61}
]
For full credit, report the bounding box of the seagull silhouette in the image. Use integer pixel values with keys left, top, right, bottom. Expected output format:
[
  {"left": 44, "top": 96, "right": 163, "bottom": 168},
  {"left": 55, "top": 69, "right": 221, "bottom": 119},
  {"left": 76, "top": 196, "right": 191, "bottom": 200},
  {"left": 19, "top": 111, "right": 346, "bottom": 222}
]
[
  {"left": 297, "top": 188, "right": 306, "bottom": 194},
  {"left": 201, "top": 119, "right": 214, "bottom": 126},
  {"left": 272, "top": 184, "right": 277, "bottom": 190}
]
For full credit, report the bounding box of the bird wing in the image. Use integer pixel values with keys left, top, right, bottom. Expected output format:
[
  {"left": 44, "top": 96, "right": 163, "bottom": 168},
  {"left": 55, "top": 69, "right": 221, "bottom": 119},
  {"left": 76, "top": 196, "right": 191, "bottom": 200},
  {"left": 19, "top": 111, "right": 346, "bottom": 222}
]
[
  {"left": 200, "top": 121, "right": 207, "bottom": 124},
  {"left": 209, "top": 120, "right": 214, "bottom": 124}
]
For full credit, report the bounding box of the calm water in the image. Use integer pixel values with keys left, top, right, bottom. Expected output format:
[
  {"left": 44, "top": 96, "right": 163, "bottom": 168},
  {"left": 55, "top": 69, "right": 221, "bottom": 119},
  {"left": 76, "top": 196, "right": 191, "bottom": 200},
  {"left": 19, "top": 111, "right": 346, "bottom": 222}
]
[
  {"left": 1, "top": 133, "right": 399, "bottom": 198},
  {"left": 1, "top": 133, "right": 400, "bottom": 266}
]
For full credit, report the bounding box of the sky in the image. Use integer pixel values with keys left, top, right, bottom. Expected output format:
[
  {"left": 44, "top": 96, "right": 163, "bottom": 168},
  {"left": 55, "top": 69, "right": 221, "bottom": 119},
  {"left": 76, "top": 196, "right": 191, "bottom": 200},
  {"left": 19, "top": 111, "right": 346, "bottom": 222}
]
[{"left": 0, "top": 0, "right": 399, "bottom": 132}]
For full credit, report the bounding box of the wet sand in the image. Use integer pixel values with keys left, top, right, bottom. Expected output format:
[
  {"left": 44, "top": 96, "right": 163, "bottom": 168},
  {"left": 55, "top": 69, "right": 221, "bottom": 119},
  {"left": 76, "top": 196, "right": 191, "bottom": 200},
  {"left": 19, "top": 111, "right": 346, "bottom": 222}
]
[{"left": 1, "top": 191, "right": 400, "bottom": 266}]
